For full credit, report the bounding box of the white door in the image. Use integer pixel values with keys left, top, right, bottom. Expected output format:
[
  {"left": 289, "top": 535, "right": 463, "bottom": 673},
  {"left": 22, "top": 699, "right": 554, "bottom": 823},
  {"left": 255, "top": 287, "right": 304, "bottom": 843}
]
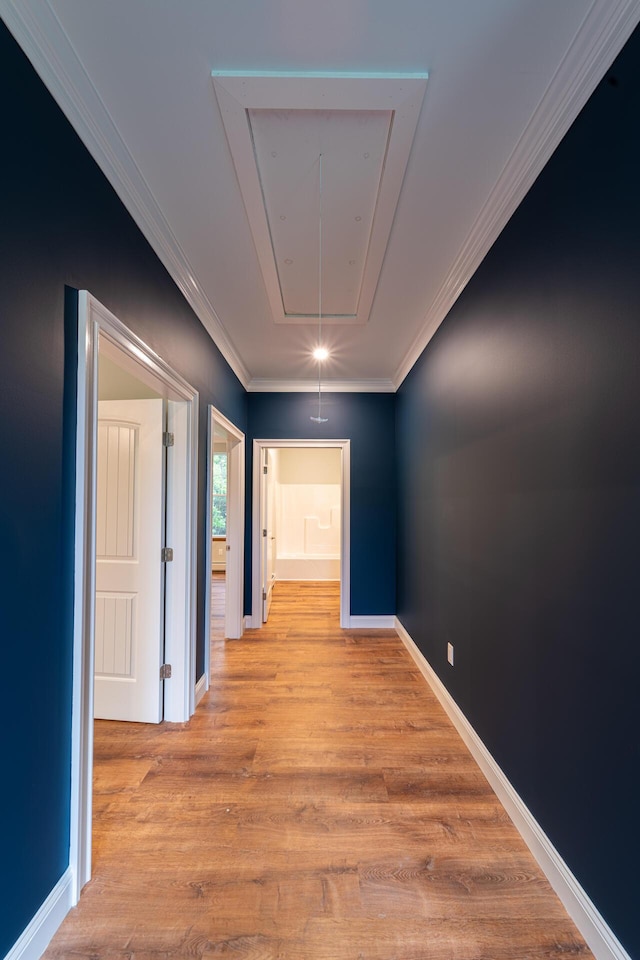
[
  {"left": 94, "top": 398, "right": 165, "bottom": 723},
  {"left": 262, "top": 448, "right": 276, "bottom": 622}
]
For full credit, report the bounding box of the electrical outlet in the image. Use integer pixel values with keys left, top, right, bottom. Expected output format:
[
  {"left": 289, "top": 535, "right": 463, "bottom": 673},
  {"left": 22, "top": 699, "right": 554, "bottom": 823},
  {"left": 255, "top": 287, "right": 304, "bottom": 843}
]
[{"left": 447, "top": 642, "right": 454, "bottom": 666}]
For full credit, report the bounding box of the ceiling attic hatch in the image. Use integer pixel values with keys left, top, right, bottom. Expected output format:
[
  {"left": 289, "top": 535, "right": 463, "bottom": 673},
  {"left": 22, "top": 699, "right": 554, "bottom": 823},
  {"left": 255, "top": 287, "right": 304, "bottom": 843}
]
[
  {"left": 212, "top": 73, "right": 427, "bottom": 326},
  {"left": 249, "top": 108, "right": 390, "bottom": 320}
]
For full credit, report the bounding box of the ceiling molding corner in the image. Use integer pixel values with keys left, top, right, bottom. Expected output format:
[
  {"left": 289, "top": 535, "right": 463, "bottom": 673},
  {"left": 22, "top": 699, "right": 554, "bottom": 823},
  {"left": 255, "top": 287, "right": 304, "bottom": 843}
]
[
  {"left": 247, "top": 378, "right": 396, "bottom": 394},
  {"left": 394, "top": 0, "right": 640, "bottom": 388},
  {"left": 0, "top": 0, "right": 250, "bottom": 389}
]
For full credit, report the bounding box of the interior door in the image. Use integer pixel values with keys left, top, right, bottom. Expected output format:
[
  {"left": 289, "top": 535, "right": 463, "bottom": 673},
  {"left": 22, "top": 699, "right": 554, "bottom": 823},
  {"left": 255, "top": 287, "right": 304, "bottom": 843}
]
[
  {"left": 94, "top": 398, "right": 165, "bottom": 723},
  {"left": 262, "top": 448, "right": 276, "bottom": 622}
]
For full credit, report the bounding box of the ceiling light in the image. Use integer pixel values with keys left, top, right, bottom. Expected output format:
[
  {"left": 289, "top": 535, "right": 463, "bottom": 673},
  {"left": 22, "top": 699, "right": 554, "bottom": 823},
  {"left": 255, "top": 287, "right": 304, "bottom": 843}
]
[{"left": 313, "top": 347, "right": 329, "bottom": 361}]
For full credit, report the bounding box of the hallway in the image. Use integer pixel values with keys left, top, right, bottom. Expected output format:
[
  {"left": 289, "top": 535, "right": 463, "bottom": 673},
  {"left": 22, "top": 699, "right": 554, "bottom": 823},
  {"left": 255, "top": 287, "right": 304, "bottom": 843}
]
[{"left": 43, "top": 581, "right": 591, "bottom": 959}]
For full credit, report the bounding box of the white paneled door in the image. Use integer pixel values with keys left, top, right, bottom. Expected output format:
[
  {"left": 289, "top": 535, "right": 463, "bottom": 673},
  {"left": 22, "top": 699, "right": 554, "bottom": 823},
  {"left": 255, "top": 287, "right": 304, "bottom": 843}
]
[{"left": 95, "top": 399, "right": 164, "bottom": 723}]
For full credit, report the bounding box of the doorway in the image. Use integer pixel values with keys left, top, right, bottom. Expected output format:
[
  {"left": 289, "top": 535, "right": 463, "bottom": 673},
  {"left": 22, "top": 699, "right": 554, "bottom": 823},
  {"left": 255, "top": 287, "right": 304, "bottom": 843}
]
[
  {"left": 70, "top": 292, "right": 199, "bottom": 901},
  {"left": 202, "top": 407, "right": 245, "bottom": 698},
  {"left": 251, "top": 439, "right": 351, "bottom": 629}
]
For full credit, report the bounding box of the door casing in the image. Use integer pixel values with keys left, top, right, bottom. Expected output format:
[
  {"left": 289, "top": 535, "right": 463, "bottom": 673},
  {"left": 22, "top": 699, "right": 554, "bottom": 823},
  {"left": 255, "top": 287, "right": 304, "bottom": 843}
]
[
  {"left": 201, "top": 405, "right": 245, "bottom": 701},
  {"left": 262, "top": 447, "right": 276, "bottom": 622},
  {"left": 251, "top": 439, "right": 351, "bottom": 629},
  {"left": 70, "top": 291, "right": 199, "bottom": 902}
]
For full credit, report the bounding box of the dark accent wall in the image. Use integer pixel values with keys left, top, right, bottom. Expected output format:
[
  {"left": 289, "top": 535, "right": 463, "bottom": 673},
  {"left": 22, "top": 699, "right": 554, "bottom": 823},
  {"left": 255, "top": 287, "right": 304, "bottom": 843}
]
[
  {"left": 396, "top": 29, "right": 640, "bottom": 958},
  {"left": 0, "top": 22, "right": 246, "bottom": 956},
  {"left": 245, "top": 393, "right": 396, "bottom": 617}
]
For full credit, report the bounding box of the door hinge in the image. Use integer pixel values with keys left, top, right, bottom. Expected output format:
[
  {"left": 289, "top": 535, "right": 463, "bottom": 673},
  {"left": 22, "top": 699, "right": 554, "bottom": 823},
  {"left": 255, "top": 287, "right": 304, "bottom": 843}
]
[
  {"left": 163, "top": 431, "right": 175, "bottom": 447},
  {"left": 160, "top": 663, "right": 172, "bottom": 680},
  {"left": 262, "top": 528, "right": 267, "bottom": 538},
  {"left": 263, "top": 464, "right": 268, "bottom": 474},
  {"left": 161, "top": 547, "right": 174, "bottom": 562},
  {"left": 262, "top": 589, "right": 267, "bottom": 601}
]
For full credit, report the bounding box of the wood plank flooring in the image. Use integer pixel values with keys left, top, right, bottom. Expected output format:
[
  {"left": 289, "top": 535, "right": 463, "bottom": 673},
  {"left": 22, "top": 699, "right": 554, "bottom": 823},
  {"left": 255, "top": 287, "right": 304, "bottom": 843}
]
[{"left": 42, "top": 579, "right": 592, "bottom": 959}]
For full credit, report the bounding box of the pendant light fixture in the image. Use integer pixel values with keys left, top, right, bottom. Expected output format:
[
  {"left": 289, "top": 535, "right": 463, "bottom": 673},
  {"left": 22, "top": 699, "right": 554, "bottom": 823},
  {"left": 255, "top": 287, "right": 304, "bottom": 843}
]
[{"left": 310, "top": 152, "right": 329, "bottom": 423}]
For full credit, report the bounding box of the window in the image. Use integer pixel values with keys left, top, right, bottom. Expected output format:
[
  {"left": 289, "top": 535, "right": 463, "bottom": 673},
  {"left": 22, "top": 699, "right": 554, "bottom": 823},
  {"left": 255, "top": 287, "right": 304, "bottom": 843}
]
[{"left": 212, "top": 452, "right": 227, "bottom": 536}]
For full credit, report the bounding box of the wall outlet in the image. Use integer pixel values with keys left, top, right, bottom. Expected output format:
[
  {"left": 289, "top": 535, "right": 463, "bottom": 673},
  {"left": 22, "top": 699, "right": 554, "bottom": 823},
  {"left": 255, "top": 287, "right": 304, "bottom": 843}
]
[{"left": 447, "top": 642, "right": 454, "bottom": 666}]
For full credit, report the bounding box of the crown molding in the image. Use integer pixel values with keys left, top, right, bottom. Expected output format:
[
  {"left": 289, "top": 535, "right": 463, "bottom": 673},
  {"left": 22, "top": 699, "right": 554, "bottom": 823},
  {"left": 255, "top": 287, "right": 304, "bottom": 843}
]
[
  {"left": 247, "top": 378, "right": 396, "bottom": 393},
  {"left": 394, "top": 0, "right": 640, "bottom": 388},
  {"left": 4, "top": 0, "right": 639, "bottom": 395},
  {"left": 0, "top": 0, "right": 251, "bottom": 389}
]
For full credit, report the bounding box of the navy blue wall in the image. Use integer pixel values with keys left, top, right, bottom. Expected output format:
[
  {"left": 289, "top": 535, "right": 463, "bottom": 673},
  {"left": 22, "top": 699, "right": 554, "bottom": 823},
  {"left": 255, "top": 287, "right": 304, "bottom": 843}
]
[
  {"left": 396, "top": 30, "right": 640, "bottom": 957},
  {"left": 245, "top": 393, "right": 396, "bottom": 618},
  {"left": 0, "top": 22, "right": 245, "bottom": 956}
]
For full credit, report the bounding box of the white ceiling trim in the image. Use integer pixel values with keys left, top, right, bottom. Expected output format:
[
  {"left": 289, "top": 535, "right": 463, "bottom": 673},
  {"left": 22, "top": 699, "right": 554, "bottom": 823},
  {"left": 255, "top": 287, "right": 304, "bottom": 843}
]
[
  {"left": 393, "top": 0, "right": 640, "bottom": 388},
  {"left": 246, "top": 378, "right": 395, "bottom": 394},
  {"left": 212, "top": 73, "right": 427, "bottom": 327},
  {"left": 3, "top": 1, "right": 640, "bottom": 394},
  {"left": 0, "top": 0, "right": 251, "bottom": 388}
]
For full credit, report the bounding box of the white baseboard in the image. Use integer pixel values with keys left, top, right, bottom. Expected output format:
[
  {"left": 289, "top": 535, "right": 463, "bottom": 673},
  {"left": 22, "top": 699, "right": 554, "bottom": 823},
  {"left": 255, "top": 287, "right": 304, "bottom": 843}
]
[
  {"left": 275, "top": 576, "right": 340, "bottom": 582},
  {"left": 395, "top": 618, "right": 632, "bottom": 960},
  {"left": 4, "top": 868, "right": 74, "bottom": 960},
  {"left": 242, "top": 614, "right": 394, "bottom": 630},
  {"left": 348, "top": 615, "right": 395, "bottom": 629},
  {"left": 194, "top": 672, "right": 208, "bottom": 707}
]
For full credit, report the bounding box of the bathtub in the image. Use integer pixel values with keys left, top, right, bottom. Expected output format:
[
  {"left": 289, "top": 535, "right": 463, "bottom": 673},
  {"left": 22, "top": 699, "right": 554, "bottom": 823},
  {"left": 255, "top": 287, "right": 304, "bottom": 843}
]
[{"left": 275, "top": 554, "right": 340, "bottom": 580}]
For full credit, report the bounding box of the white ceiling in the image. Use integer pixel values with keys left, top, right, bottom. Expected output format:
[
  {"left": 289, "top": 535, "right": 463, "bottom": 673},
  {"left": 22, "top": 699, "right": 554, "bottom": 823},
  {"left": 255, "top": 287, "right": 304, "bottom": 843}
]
[{"left": 3, "top": 0, "right": 639, "bottom": 391}]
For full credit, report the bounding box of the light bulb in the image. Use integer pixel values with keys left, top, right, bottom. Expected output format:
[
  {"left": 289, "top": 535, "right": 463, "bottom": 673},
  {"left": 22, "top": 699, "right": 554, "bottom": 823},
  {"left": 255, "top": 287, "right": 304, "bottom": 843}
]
[{"left": 313, "top": 347, "right": 329, "bottom": 361}]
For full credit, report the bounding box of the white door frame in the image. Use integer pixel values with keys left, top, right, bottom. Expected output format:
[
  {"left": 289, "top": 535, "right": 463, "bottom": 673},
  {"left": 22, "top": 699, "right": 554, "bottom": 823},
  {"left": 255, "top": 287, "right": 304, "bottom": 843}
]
[
  {"left": 251, "top": 439, "right": 351, "bottom": 629},
  {"left": 261, "top": 447, "right": 276, "bottom": 623},
  {"left": 201, "top": 406, "right": 245, "bottom": 700},
  {"left": 70, "top": 291, "right": 199, "bottom": 902}
]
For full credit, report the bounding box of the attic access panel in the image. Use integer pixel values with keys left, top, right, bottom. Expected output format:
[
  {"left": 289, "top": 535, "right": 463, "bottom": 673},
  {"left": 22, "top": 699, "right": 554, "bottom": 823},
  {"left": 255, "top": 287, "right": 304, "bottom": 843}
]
[
  {"left": 212, "top": 73, "right": 427, "bottom": 325},
  {"left": 248, "top": 107, "right": 390, "bottom": 319}
]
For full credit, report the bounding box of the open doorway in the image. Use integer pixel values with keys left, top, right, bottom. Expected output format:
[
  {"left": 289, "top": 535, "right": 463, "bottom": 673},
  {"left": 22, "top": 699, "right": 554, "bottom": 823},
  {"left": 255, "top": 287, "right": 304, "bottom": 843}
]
[
  {"left": 251, "top": 439, "right": 351, "bottom": 629},
  {"left": 210, "top": 437, "right": 228, "bottom": 647},
  {"left": 70, "top": 292, "right": 198, "bottom": 902},
  {"left": 202, "top": 406, "right": 245, "bottom": 699}
]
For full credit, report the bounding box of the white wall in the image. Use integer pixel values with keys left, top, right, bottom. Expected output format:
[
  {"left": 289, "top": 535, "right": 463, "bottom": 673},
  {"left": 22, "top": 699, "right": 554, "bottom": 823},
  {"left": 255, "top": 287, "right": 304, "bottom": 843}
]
[
  {"left": 274, "top": 448, "right": 341, "bottom": 580},
  {"left": 98, "top": 353, "right": 162, "bottom": 400}
]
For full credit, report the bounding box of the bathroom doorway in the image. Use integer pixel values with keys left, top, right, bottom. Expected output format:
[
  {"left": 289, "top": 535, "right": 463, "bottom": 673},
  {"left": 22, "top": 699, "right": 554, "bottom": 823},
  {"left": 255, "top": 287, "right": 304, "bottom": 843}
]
[{"left": 252, "top": 439, "right": 350, "bottom": 628}]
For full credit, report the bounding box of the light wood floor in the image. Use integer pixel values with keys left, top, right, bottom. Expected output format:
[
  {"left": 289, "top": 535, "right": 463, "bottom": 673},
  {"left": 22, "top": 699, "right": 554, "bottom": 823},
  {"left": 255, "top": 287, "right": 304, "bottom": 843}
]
[{"left": 43, "top": 578, "right": 592, "bottom": 959}]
